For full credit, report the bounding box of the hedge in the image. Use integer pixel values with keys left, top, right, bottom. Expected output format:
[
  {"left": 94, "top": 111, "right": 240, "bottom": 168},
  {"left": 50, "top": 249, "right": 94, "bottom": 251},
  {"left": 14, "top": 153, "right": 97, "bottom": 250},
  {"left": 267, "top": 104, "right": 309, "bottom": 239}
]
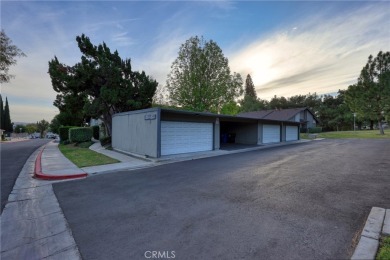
[
  {"left": 69, "top": 127, "right": 93, "bottom": 143},
  {"left": 92, "top": 125, "right": 99, "bottom": 140},
  {"left": 59, "top": 126, "right": 74, "bottom": 143},
  {"left": 308, "top": 127, "right": 323, "bottom": 133}
]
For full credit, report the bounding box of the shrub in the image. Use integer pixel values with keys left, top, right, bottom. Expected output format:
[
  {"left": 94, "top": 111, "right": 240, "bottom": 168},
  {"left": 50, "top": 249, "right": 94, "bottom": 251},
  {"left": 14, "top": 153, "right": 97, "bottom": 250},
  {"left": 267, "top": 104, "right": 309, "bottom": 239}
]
[
  {"left": 69, "top": 127, "right": 93, "bottom": 143},
  {"left": 308, "top": 127, "right": 322, "bottom": 133},
  {"left": 100, "top": 136, "right": 111, "bottom": 147},
  {"left": 92, "top": 125, "right": 99, "bottom": 140},
  {"left": 59, "top": 126, "right": 74, "bottom": 143}
]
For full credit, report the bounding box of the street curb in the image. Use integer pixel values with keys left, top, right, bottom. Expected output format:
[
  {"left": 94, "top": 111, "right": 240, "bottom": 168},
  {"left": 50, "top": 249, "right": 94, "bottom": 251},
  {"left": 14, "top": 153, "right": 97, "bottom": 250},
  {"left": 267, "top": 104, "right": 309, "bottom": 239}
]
[
  {"left": 351, "top": 207, "right": 387, "bottom": 260},
  {"left": 34, "top": 146, "right": 88, "bottom": 180}
]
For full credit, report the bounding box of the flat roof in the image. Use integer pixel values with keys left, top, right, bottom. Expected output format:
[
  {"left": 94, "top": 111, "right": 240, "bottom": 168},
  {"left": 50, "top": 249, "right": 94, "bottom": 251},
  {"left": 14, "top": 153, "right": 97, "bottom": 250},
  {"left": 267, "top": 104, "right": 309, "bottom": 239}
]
[{"left": 113, "top": 107, "right": 300, "bottom": 125}]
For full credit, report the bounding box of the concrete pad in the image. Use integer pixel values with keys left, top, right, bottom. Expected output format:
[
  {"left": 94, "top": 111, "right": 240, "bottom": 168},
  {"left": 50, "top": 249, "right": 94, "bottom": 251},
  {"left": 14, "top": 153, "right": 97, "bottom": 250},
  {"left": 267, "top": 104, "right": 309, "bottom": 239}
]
[
  {"left": 41, "top": 142, "right": 85, "bottom": 176},
  {"left": 82, "top": 161, "right": 153, "bottom": 175},
  {"left": 383, "top": 209, "right": 390, "bottom": 236},
  {"left": 1, "top": 229, "right": 79, "bottom": 260},
  {"left": 89, "top": 142, "right": 150, "bottom": 163},
  {"left": 361, "top": 207, "right": 386, "bottom": 240},
  {"left": 1, "top": 195, "right": 61, "bottom": 222},
  {"left": 351, "top": 236, "right": 379, "bottom": 260},
  {"left": 45, "top": 246, "right": 82, "bottom": 260},
  {"left": 1, "top": 211, "right": 68, "bottom": 252},
  {"left": 8, "top": 185, "right": 53, "bottom": 202}
]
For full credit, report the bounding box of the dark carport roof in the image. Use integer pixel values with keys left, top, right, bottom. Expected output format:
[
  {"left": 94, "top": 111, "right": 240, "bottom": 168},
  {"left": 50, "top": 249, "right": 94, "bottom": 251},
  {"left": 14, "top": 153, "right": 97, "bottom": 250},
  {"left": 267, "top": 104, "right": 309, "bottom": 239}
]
[{"left": 238, "top": 107, "right": 319, "bottom": 123}]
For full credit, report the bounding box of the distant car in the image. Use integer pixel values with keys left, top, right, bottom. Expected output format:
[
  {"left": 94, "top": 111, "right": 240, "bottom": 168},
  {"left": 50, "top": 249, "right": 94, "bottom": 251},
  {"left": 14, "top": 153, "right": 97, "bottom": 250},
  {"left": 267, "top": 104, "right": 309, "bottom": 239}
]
[
  {"left": 45, "top": 133, "right": 57, "bottom": 139},
  {"left": 30, "top": 133, "right": 41, "bottom": 139}
]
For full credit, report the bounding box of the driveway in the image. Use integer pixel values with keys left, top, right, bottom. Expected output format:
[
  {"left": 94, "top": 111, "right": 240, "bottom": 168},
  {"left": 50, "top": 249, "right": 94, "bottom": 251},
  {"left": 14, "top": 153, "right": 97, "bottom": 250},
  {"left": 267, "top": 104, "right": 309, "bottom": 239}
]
[{"left": 53, "top": 139, "right": 390, "bottom": 259}]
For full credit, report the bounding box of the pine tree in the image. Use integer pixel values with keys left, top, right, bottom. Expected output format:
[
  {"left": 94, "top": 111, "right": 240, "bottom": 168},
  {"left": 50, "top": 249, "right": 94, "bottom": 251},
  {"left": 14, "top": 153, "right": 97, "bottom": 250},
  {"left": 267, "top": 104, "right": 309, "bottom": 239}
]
[
  {"left": 244, "top": 74, "right": 257, "bottom": 98},
  {"left": 0, "top": 94, "right": 4, "bottom": 130},
  {"left": 4, "top": 97, "right": 12, "bottom": 132}
]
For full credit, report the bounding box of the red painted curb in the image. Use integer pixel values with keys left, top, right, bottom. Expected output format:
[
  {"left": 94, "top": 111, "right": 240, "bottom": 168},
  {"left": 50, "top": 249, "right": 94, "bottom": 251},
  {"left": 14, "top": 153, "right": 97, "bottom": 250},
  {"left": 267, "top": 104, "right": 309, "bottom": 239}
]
[{"left": 34, "top": 146, "right": 88, "bottom": 180}]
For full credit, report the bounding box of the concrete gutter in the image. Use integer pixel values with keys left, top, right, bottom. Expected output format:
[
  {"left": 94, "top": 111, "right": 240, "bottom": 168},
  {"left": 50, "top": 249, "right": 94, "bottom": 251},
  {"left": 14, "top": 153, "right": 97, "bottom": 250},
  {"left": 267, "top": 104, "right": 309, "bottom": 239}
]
[
  {"left": 351, "top": 207, "right": 389, "bottom": 260},
  {"left": 34, "top": 145, "right": 87, "bottom": 180}
]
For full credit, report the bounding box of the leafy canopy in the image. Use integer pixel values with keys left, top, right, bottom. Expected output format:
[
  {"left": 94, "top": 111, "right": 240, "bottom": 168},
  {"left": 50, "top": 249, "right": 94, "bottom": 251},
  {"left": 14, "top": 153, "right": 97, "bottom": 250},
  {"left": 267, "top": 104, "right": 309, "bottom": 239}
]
[
  {"left": 345, "top": 51, "right": 390, "bottom": 134},
  {"left": 166, "top": 36, "right": 243, "bottom": 113},
  {"left": 0, "top": 30, "right": 26, "bottom": 83},
  {"left": 48, "top": 34, "right": 158, "bottom": 135}
]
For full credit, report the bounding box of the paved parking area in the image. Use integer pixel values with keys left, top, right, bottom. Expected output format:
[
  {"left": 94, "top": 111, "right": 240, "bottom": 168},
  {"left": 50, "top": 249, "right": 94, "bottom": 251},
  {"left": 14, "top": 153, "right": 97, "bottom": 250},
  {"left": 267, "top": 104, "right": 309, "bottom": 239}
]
[{"left": 54, "top": 139, "right": 390, "bottom": 259}]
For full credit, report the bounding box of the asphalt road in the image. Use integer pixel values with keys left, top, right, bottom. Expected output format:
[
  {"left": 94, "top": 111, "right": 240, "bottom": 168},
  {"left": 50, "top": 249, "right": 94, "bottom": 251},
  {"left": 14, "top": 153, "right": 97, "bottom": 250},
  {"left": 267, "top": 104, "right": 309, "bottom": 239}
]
[
  {"left": 54, "top": 139, "right": 390, "bottom": 260},
  {"left": 1, "top": 139, "right": 50, "bottom": 213}
]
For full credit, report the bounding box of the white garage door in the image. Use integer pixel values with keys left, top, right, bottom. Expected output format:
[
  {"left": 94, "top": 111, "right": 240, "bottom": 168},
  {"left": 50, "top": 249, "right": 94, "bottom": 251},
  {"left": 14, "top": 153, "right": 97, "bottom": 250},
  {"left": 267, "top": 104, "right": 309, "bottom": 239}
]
[
  {"left": 263, "top": 124, "right": 280, "bottom": 144},
  {"left": 286, "top": 125, "right": 298, "bottom": 141},
  {"left": 161, "top": 121, "right": 213, "bottom": 156}
]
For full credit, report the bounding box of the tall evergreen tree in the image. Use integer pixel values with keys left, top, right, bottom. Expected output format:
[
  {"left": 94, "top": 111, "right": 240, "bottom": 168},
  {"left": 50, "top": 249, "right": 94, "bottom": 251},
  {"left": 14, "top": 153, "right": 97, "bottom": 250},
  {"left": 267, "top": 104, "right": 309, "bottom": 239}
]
[
  {"left": 244, "top": 74, "right": 257, "bottom": 98},
  {"left": 239, "top": 74, "right": 267, "bottom": 113},
  {"left": 0, "top": 94, "right": 4, "bottom": 130},
  {"left": 3, "top": 97, "right": 12, "bottom": 132}
]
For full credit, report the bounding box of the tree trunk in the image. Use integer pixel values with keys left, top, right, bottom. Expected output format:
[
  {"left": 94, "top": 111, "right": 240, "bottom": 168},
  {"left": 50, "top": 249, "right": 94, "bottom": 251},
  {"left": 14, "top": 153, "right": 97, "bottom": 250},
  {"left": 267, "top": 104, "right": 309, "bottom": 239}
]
[
  {"left": 378, "top": 119, "right": 384, "bottom": 135},
  {"left": 370, "top": 120, "right": 374, "bottom": 130},
  {"left": 102, "top": 112, "right": 112, "bottom": 137}
]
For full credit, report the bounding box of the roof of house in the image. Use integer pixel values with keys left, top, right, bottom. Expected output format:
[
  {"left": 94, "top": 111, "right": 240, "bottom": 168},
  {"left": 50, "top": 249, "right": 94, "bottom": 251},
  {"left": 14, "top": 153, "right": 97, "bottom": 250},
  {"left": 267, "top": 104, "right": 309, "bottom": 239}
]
[{"left": 238, "top": 107, "right": 319, "bottom": 122}]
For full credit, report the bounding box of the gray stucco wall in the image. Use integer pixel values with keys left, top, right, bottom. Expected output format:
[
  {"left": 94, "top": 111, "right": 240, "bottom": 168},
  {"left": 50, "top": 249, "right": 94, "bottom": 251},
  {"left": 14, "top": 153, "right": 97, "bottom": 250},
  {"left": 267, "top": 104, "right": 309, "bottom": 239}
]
[
  {"left": 214, "top": 118, "right": 220, "bottom": 150},
  {"left": 306, "top": 112, "right": 316, "bottom": 128},
  {"left": 281, "top": 123, "right": 286, "bottom": 142},
  {"left": 257, "top": 123, "right": 263, "bottom": 144},
  {"left": 112, "top": 109, "right": 159, "bottom": 158}
]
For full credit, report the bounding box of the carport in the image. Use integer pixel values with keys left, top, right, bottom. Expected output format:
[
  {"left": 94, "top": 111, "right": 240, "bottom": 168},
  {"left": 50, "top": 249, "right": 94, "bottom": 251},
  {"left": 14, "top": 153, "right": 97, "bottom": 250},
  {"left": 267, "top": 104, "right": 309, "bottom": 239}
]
[
  {"left": 219, "top": 117, "right": 258, "bottom": 149},
  {"left": 112, "top": 108, "right": 300, "bottom": 158}
]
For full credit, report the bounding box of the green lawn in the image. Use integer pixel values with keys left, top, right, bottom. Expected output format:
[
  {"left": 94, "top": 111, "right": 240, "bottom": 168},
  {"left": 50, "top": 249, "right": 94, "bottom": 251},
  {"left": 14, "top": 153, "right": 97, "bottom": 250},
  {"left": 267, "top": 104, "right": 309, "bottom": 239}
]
[
  {"left": 376, "top": 236, "right": 390, "bottom": 260},
  {"left": 59, "top": 143, "right": 119, "bottom": 168},
  {"left": 301, "top": 129, "right": 390, "bottom": 139}
]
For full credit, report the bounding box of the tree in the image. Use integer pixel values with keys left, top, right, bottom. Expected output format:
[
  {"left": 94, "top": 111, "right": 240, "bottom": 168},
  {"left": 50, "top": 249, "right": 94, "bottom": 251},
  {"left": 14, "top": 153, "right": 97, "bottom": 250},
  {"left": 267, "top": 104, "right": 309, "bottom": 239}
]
[
  {"left": 345, "top": 51, "right": 390, "bottom": 135},
  {"left": 239, "top": 74, "right": 268, "bottom": 113},
  {"left": 167, "top": 36, "right": 243, "bottom": 113},
  {"left": 3, "top": 97, "right": 12, "bottom": 132},
  {"left": 14, "top": 124, "right": 27, "bottom": 133},
  {"left": 49, "top": 57, "right": 89, "bottom": 127},
  {"left": 221, "top": 101, "right": 240, "bottom": 115},
  {"left": 25, "top": 123, "right": 37, "bottom": 134},
  {"left": 49, "top": 34, "right": 158, "bottom": 136},
  {"left": 0, "top": 94, "right": 4, "bottom": 130},
  {"left": 36, "top": 119, "right": 49, "bottom": 138},
  {"left": 244, "top": 74, "right": 257, "bottom": 99},
  {"left": 49, "top": 114, "right": 62, "bottom": 134},
  {"left": 0, "top": 30, "right": 26, "bottom": 83},
  {"left": 317, "top": 91, "right": 353, "bottom": 131}
]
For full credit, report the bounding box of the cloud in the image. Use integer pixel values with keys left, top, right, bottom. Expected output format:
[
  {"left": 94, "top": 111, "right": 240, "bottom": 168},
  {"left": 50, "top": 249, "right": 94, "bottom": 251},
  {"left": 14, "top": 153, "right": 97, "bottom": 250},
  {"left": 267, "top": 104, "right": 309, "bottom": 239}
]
[
  {"left": 10, "top": 104, "right": 58, "bottom": 124},
  {"left": 111, "top": 32, "right": 135, "bottom": 47},
  {"left": 229, "top": 4, "right": 389, "bottom": 99}
]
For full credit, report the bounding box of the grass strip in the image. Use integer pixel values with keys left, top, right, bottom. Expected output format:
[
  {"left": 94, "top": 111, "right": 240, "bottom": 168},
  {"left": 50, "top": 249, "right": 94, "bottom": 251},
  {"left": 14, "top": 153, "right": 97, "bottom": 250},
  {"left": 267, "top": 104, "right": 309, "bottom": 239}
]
[
  {"left": 301, "top": 129, "right": 390, "bottom": 139},
  {"left": 59, "top": 143, "right": 119, "bottom": 168},
  {"left": 376, "top": 236, "right": 390, "bottom": 260}
]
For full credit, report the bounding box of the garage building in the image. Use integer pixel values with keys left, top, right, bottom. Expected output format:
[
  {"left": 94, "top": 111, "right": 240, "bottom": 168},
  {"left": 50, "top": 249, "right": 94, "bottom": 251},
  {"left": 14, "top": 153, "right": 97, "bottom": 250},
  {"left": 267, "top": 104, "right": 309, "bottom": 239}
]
[{"left": 112, "top": 108, "right": 300, "bottom": 158}]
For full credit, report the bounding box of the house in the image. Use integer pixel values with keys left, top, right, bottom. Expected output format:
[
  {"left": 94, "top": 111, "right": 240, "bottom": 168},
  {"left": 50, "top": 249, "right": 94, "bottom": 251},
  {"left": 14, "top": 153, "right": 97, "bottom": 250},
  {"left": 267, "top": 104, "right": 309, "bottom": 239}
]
[
  {"left": 112, "top": 108, "right": 300, "bottom": 158},
  {"left": 238, "top": 107, "right": 319, "bottom": 132}
]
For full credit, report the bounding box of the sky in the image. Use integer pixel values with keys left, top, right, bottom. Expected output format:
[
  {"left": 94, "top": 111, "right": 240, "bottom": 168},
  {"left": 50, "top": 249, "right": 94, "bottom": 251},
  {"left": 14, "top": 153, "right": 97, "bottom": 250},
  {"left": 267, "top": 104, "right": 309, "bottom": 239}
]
[{"left": 1, "top": 1, "right": 389, "bottom": 123}]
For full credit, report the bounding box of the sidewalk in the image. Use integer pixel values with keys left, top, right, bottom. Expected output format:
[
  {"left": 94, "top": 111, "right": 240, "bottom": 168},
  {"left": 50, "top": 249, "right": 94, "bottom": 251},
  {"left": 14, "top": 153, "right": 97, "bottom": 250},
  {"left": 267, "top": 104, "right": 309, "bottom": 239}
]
[{"left": 1, "top": 147, "right": 82, "bottom": 259}]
